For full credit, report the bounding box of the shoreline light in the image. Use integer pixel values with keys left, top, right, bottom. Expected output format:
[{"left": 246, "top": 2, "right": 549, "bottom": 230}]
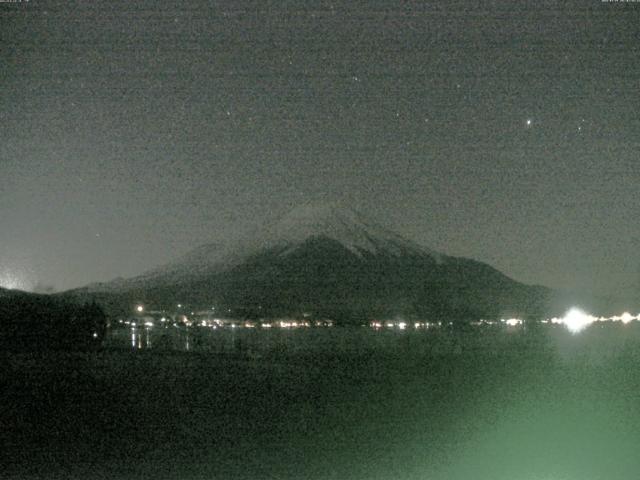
[
  {"left": 503, "top": 318, "right": 523, "bottom": 327},
  {"left": 562, "top": 308, "right": 594, "bottom": 334},
  {"left": 620, "top": 312, "right": 634, "bottom": 324}
]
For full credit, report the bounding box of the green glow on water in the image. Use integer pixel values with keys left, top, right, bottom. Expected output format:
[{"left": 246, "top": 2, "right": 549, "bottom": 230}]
[{"left": 5, "top": 326, "right": 640, "bottom": 479}]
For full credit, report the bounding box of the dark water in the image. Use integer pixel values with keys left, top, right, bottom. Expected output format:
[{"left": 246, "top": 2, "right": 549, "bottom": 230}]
[{"left": 3, "top": 324, "right": 640, "bottom": 479}]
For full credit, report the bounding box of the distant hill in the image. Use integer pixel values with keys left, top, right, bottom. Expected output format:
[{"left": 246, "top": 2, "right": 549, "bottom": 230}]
[{"left": 0, "top": 287, "right": 106, "bottom": 350}]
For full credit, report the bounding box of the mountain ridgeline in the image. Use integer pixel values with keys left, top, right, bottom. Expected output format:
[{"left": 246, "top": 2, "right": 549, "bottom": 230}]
[{"left": 68, "top": 203, "right": 557, "bottom": 323}]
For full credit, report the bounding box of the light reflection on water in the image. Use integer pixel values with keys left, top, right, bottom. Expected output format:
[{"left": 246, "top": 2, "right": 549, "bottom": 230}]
[
  {"left": 119, "top": 325, "right": 277, "bottom": 354},
  {"left": 108, "top": 322, "right": 640, "bottom": 363},
  {"left": 130, "top": 328, "right": 151, "bottom": 349},
  {"left": 115, "top": 325, "right": 351, "bottom": 356},
  {"left": 124, "top": 326, "right": 197, "bottom": 352},
  {"left": 112, "top": 324, "right": 515, "bottom": 358}
]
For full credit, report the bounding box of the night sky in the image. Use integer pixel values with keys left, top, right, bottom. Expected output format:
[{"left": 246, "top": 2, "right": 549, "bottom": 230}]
[{"left": 1, "top": 0, "right": 639, "bottom": 296}]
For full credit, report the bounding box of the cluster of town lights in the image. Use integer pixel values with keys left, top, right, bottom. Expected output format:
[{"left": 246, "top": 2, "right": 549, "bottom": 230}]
[
  {"left": 130, "top": 305, "right": 639, "bottom": 335},
  {"left": 124, "top": 305, "right": 334, "bottom": 329},
  {"left": 544, "top": 308, "right": 639, "bottom": 334},
  {"left": 369, "top": 309, "right": 640, "bottom": 334},
  {"left": 492, "top": 309, "right": 639, "bottom": 334}
]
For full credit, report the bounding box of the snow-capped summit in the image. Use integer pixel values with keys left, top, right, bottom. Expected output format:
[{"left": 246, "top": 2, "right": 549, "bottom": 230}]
[
  {"left": 161, "top": 203, "right": 440, "bottom": 274},
  {"left": 94, "top": 202, "right": 443, "bottom": 291},
  {"left": 258, "top": 201, "right": 443, "bottom": 260}
]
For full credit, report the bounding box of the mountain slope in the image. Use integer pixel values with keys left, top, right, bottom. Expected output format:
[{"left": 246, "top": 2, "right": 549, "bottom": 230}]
[
  {"left": 86, "top": 202, "right": 444, "bottom": 291},
  {"left": 67, "top": 203, "right": 554, "bottom": 322}
]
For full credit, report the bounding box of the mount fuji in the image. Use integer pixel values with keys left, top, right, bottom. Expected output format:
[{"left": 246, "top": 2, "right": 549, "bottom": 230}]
[{"left": 67, "top": 202, "right": 553, "bottom": 322}]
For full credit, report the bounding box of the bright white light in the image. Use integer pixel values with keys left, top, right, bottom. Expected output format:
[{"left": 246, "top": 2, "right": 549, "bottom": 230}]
[
  {"left": 136, "top": 305, "right": 144, "bottom": 313},
  {"left": 504, "top": 318, "right": 523, "bottom": 327},
  {"left": 0, "top": 268, "right": 32, "bottom": 291},
  {"left": 398, "top": 322, "right": 407, "bottom": 330},
  {"left": 526, "top": 118, "right": 532, "bottom": 126},
  {"left": 563, "top": 308, "right": 594, "bottom": 334},
  {"left": 620, "top": 312, "right": 634, "bottom": 324}
]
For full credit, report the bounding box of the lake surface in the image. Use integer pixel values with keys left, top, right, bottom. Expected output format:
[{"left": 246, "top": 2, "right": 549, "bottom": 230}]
[{"left": 3, "top": 323, "right": 640, "bottom": 479}]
